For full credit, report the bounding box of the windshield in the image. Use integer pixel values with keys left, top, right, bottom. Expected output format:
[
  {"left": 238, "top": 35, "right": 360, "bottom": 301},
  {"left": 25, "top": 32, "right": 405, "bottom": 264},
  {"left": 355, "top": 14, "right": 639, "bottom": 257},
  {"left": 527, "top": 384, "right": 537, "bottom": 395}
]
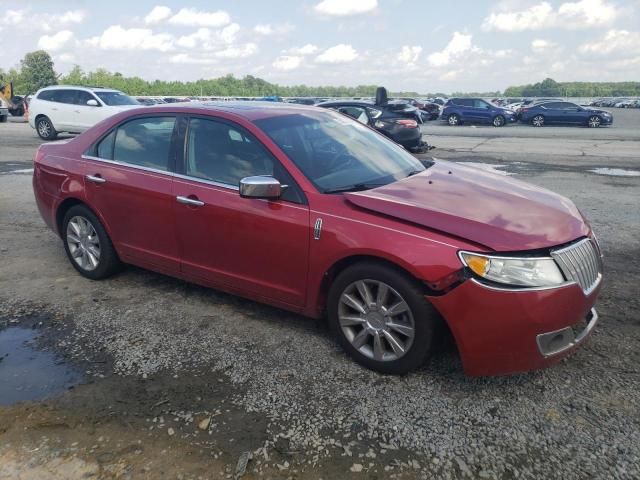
[
  {"left": 255, "top": 111, "right": 425, "bottom": 193},
  {"left": 95, "top": 91, "right": 139, "bottom": 106}
]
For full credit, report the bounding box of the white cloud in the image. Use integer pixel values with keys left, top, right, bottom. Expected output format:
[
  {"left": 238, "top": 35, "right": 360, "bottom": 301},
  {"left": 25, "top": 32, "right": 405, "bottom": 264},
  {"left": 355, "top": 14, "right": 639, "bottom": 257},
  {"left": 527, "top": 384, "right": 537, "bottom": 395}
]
[
  {"left": 286, "top": 44, "right": 318, "bottom": 55},
  {"left": 169, "top": 53, "right": 216, "bottom": 65},
  {"left": 214, "top": 43, "right": 258, "bottom": 59},
  {"left": 482, "top": 0, "right": 618, "bottom": 32},
  {"left": 2, "top": 9, "right": 26, "bottom": 25},
  {"left": 169, "top": 8, "right": 230, "bottom": 27},
  {"left": 56, "top": 53, "right": 75, "bottom": 63},
  {"left": 38, "top": 30, "right": 75, "bottom": 51},
  {"left": 531, "top": 39, "right": 556, "bottom": 52},
  {"left": 253, "top": 23, "right": 293, "bottom": 35},
  {"left": 87, "top": 26, "right": 174, "bottom": 52},
  {"left": 2, "top": 8, "right": 85, "bottom": 31},
  {"left": 580, "top": 29, "right": 640, "bottom": 56},
  {"left": 314, "top": 0, "right": 377, "bottom": 16},
  {"left": 176, "top": 24, "right": 239, "bottom": 49},
  {"left": 144, "top": 6, "right": 172, "bottom": 25},
  {"left": 315, "top": 44, "right": 358, "bottom": 63},
  {"left": 427, "top": 32, "right": 472, "bottom": 67},
  {"left": 398, "top": 46, "right": 422, "bottom": 65},
  {"left": 273, "top": 55, "right": 303, "bottom": 71}
]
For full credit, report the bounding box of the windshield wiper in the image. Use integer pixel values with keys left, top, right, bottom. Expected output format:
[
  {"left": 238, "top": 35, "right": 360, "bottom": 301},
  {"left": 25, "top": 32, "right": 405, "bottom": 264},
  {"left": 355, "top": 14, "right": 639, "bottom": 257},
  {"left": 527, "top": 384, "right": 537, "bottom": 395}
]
[{"left": 323, "top": 182, "right": 388, "bottom": 194}]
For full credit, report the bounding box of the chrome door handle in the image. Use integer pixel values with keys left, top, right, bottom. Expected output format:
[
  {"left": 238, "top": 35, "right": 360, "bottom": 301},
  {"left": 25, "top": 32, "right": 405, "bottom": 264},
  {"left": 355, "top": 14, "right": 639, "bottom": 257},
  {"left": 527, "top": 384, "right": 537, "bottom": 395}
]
[
  {"left": 86, "top": 174, "right": 106, "bottom": 184},
  {"left": 176, "top": 195, "right": 204, "bottom": 207}
]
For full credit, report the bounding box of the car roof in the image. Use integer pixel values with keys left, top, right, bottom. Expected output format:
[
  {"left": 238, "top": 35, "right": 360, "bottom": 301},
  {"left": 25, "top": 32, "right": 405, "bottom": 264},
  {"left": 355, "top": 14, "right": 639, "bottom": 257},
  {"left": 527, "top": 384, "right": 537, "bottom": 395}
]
[
  {"left": 135, "top": 101, "right": 329, "bottom": 121},
  {"left": 38, "top": 85, "right": 121, "bottom": 92},
  {"left": 316, "top": 100, "right": 375, "bottom": 108}
]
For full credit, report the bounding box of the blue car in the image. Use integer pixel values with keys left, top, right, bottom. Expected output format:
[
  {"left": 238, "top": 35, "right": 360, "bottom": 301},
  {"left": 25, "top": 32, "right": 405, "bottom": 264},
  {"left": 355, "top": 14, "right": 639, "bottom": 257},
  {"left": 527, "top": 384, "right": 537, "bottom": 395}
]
[
  {"left": 442, "top": 98, "right": 517, "bottom": 127},
  {"left": 520, "top": 101, "right": 613, "bottom": 128}
]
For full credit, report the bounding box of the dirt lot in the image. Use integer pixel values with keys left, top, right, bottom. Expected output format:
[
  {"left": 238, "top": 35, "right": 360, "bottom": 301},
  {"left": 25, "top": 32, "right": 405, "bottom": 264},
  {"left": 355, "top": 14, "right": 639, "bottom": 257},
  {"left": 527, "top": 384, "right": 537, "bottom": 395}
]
[{"left": 1, "top": 116, "right": 639, "bottom": 479}]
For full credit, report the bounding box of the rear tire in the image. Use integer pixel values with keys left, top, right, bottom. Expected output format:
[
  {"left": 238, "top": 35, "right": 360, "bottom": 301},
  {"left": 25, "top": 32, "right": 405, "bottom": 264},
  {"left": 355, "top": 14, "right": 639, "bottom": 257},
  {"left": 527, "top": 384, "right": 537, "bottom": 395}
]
[
  {"left": 62, "top": 205, "right": 121, "bottom": 280},
  {"left": 531, "top": 115, "right": 545, "bottom": 127},
  {"left": 447, "top": 113, "right": 460, "bottom": 126},
  {"left": 0, "top": 115, "right": 7, "bottom": 123},
  {"left": 328, "top": 261, "right": 437, "bottom": 374},
  {"left": 36, "top": 116, "right": 57, "bottom": 140}
]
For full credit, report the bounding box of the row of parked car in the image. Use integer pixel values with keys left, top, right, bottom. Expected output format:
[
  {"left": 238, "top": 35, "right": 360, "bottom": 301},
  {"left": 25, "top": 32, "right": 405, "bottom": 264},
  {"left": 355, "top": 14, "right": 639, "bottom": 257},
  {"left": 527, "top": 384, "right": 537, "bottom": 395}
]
[{"left": 589, "top": 98, "right": 640, "bottom": 108}]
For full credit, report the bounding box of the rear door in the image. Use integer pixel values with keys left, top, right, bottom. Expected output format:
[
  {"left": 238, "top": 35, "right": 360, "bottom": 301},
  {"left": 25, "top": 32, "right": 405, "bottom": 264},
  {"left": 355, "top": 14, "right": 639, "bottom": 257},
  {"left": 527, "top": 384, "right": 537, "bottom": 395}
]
[
  {"left": 49, "top": 90, "right": 78, "bottom": 130},
  {"left": 173, "top": 116, "right": 310, "bottom": 307},
  {"left": 83, "top": 115, "right": 181, "bottom": 274},
  {"left": 457, "top": 99, "right": 478, "bottom": 121}
]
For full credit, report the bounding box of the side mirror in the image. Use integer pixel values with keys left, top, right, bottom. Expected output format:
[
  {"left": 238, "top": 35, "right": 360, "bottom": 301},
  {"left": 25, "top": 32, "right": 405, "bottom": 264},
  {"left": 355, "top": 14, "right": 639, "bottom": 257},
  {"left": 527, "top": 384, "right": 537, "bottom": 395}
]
[
  {"left": 239, "top": 176, "right": 282, "bottom": 200},
  {"left": 87, "top": 99, "right": 99, "bottom": 107}
]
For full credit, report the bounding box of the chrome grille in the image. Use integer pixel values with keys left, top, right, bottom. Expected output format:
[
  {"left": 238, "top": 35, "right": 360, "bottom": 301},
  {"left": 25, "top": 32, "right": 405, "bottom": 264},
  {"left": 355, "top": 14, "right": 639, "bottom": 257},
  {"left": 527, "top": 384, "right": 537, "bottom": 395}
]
[{"left": 551, "top": 238, "right": 602, "bottom": 294}]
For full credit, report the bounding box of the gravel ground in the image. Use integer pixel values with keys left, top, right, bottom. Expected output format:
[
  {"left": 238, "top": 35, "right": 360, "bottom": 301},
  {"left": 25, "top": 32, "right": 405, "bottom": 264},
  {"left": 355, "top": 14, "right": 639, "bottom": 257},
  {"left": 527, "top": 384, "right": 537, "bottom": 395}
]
[{"left": 0, "top": 121, "right": 639, "bottom": 479}]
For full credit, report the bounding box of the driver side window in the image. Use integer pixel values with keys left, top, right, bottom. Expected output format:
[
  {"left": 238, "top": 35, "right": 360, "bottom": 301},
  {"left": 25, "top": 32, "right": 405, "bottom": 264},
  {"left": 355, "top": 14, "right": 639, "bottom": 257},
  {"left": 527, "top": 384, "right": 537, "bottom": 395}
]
[{"left": 185, "top": 118, "right": 304, "bottom": 204}]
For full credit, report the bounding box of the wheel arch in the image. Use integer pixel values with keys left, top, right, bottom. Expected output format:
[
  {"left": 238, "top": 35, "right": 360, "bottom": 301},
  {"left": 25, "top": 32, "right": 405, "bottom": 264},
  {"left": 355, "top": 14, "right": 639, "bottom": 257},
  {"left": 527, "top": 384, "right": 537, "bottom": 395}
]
[
  {"left": 55, "top": 198, "right": 116, "bottom": 250},
  {"left": 315, "top": 254, "right": 433, "bottom": 318},
  {"left": 317, "top": 254, "right": 457, "bottom": 359}
]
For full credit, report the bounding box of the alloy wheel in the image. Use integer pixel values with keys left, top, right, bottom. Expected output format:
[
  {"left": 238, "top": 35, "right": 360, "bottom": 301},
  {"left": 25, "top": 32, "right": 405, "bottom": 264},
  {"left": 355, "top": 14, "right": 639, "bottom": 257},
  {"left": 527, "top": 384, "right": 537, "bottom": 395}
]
[
  {"left": 38, "top": 120, "right": 51, "bottom": 138},
  {"left": 588, "top": 116, "right": 601, "bottom": 128},
  {"left": 338, "top": 279, "right": 415, "bottom": 362},
  {"left": 66, "top": 216, "right": 101, "bottom": 271},
  {"left": 493, "top": 116, "right": 504, "bottom": 127},
  {"left": 532, "top": 115, "right": 544, "bottom": 127},
  {"left": 448, "top": 114, "right": 459, "bottom": 126}
]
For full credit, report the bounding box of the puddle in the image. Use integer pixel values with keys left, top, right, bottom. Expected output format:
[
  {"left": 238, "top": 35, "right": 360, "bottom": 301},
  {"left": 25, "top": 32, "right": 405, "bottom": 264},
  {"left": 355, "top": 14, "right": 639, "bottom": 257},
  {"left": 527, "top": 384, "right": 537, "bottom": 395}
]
[
  {"left": 589, "top": 168, "right": 640, "bottom": 177},
  {"left": 456, "top": 162, "right": 514, "bottom": 176},
  {"left": 0, "top": 326, "right": 82, "bottom": 405}
]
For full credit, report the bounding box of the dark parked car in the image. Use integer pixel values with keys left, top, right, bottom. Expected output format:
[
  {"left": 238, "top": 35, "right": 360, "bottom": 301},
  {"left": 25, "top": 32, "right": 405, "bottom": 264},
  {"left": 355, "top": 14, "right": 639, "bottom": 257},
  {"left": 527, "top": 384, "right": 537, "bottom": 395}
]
[
  {"left": 442, "top": 98, "right": 517, "bottom": 127},
  {"left": 9, "top": 95, "right": 26, "bottom": 116},
  {"left": 520, "top": 101, "right": 613, "bottom": 127},
  {"left": 396, "top": 98, "right": 440, "bottom": 121},
  {"left": 32, "top": 101, "right": 602, "bottom": 376},
  {"left": 317, "top": 89, "right": 423, "bottom": 151}
]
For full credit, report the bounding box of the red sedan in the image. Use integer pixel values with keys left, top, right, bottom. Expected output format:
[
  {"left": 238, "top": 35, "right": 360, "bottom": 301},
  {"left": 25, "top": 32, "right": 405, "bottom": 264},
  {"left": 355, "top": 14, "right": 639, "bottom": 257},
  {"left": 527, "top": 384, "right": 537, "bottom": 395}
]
[{"left": 32, "top": 103, "right": 603, "bottom": 376}]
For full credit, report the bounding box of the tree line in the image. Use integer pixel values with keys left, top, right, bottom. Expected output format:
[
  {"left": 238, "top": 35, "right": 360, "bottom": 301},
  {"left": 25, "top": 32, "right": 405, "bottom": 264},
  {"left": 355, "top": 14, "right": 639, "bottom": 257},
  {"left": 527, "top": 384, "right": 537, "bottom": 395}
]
[
  {"left": 2, "top": 51, "right": 639, "bottom": 99},
  {"left": 504, "top": 77, "right": 640, "bottom": 98}
]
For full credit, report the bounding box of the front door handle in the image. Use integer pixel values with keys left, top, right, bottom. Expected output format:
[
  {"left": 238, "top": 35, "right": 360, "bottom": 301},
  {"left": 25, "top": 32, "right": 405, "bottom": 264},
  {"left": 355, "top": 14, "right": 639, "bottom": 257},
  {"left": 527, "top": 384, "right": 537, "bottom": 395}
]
[
  {"left": 86, "top": 174, "right": 106, "bottom": 184},
  {"left": 176, "top": 195, "right": 204, "bottom": 207}
]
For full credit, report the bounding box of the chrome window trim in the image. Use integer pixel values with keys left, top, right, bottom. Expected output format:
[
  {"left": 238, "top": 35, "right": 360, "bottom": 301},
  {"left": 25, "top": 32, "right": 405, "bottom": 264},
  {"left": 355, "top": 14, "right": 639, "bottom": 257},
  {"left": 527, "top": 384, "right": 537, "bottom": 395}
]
[
  {"left": 81, "top": 154, "right": 239, "bottom": 191},
  {"left": 458, "top": 250, "right": 554, "bottom": 263}
]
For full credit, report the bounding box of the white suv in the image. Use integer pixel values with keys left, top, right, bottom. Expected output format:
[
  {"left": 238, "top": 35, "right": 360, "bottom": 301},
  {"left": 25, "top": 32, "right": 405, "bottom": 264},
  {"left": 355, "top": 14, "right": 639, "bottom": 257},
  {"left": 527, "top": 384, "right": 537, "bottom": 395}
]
[{"left": 29, "top": 85, "right": 139, "bottom": 140}]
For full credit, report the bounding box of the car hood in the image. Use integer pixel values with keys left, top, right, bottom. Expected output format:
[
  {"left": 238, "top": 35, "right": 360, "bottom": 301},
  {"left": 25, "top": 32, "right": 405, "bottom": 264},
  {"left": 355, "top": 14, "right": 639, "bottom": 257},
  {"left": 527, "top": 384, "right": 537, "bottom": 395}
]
[
  {"left": 344, "top": 160, "right": 590, "bottom": 251},
  {"left": 584, "top": 107, "right": 610, "bottom": 114}
]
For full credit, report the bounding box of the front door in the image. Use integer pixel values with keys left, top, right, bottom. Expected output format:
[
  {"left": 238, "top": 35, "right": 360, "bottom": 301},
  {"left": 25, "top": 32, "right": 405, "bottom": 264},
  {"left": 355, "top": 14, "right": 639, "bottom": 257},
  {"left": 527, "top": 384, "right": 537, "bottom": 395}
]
[
  {"left": 84, "top": 115, "right": 180, "bottom": 274},
  {"left": 173, "top": 116, "right": 310, "bottom": 307}
]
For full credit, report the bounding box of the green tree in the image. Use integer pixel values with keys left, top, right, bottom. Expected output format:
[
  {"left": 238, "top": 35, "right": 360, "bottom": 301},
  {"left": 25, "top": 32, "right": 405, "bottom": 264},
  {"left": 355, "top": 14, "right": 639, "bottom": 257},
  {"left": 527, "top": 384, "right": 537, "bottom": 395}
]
[{"left": 20, "top": 50, "right": 57, "bottom": 93}]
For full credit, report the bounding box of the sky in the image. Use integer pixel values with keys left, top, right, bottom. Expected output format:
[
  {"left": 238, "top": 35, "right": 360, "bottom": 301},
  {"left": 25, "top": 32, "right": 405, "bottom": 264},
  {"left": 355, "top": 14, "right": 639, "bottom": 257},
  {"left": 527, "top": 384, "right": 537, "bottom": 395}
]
[{"left": 1, "top": 0, "right": 639, "bottom": 93}]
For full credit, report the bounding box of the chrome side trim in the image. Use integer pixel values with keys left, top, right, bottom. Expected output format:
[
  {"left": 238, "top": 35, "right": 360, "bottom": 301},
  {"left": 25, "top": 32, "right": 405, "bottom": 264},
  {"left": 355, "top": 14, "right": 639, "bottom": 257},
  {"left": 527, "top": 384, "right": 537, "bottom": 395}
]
[
  {"left": 536, "top": 308, "right": 599, "bottom": 358},
  {"left": 310, "top": 210, "right": 459, "bottom": 249},
  {"left": 313, "top": 218, "right": 323, "bottom": 240},
  {"left": 469, "top": 277, "right": 576, "bottom": 292},
  {"left": 173, "top": 172, "right": 239, "bottom": 191}
]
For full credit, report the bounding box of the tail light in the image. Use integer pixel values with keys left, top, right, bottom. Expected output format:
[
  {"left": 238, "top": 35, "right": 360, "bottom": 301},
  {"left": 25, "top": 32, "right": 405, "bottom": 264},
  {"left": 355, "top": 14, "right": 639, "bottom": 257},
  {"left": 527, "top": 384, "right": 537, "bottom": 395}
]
[{"left": 395, "top": 119, "right": 418, "bottom": 128}]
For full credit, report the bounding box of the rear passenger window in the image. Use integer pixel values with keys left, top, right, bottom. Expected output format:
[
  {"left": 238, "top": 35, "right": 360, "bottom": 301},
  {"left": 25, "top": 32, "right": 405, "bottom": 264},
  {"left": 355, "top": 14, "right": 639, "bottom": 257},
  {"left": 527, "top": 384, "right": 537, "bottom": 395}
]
[
  {"left": 112, "top": 117, "right": 176, "bottom": 171},
  {"left": 37, "top": 90, "right": 55, "bottom": 101},
  {"left": 96, "top": 130, "right": 115, "bottom": 159}
]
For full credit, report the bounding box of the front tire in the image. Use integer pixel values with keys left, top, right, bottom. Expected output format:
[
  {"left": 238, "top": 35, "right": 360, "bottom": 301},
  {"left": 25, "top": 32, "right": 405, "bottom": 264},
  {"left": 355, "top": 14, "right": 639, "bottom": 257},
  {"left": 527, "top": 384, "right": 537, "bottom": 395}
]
[
  {"left": 587, "top": 115, "right": 601, "bottom": 128},
  {"left": 62, "top": 205, "right": 121, "bottom": 280},
  {"left": 36, "top": 116, "right": 58, "bottom": 140},
  {"left": 492, "top": 115, "right": 505, "bottom": 127},
  {"left": 531, "top": 115, "right": 545, "bottom": 127},
  {"left": 447, "top": 113, "right": 460, "bottom": 126},
  {"left": 328, "top": 262, "right": 437, "bottom": 374}
]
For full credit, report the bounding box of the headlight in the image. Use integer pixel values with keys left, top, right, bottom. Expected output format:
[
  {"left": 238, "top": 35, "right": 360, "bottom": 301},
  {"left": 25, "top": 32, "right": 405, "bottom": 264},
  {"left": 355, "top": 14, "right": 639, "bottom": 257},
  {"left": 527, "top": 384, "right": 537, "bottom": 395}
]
[{"left": 459, "top": 251, "right": 565, "bottom": 288}]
